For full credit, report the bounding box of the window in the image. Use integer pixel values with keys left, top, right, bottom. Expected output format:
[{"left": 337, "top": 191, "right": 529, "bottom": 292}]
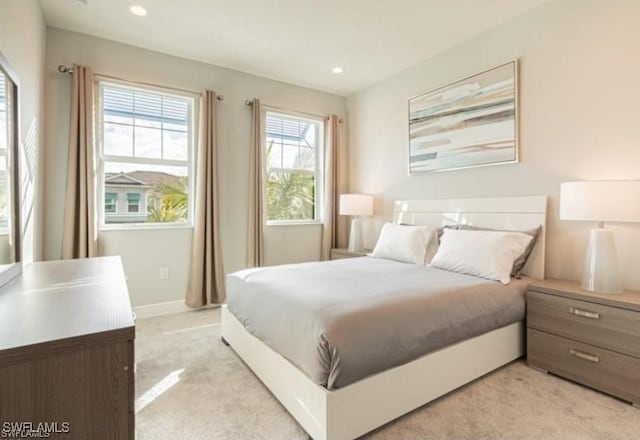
[
  {"left": 0, "top": 72, "right": 8, "bottom": 231},
  {"left": 105, "top": 192, "right": 118, "bottom": 213},
  {"left": 98, "top": 81, "right": 195, "bottom": 226},
  {"left": 127, "top": 193, "right": 140, "bottom": 213},
  {"left": 264, "top": 111, "right": 323, "bottom": 223}
]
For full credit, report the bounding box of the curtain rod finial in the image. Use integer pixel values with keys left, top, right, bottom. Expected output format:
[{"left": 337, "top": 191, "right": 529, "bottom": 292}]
[{"left": 58, "top": 65, "right": 73, "bottom": 74}]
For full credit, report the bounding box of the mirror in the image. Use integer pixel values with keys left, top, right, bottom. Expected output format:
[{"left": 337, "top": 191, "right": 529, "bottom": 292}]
[{"left": 0, "top": 52, "right": 21, "bottom": 286}]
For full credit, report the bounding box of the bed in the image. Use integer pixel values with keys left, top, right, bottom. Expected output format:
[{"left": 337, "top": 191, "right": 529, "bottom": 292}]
[{"left": 221, "top": 196, "right": 547, "bottom": 440}]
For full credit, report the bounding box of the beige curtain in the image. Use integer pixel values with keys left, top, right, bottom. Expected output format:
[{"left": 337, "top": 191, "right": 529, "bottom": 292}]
[
  {"left": 186, "top": 90, "right": 225, "bottom": 307},
  {"left": 321, "top": 115, "right": 348, "bottom": 259},
  {"left": 246, "top": 98, "right": 265, "bottom": 268},
  {"left": 62, "top": 64, "right": 98, "bottom": 259}
]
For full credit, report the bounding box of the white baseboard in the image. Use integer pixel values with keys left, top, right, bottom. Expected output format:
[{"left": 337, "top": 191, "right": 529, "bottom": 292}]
[
  {"left": 134, "top": 299, "right": 220, "bottom": 320},
  {"left": 133, "top": 300, "right": 194, "bottom": 320}
]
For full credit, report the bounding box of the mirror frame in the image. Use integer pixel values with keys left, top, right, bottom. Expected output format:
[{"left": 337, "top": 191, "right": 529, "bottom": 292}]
[{"left": 0, "top": 50, "right": 22, "bottom": 287}]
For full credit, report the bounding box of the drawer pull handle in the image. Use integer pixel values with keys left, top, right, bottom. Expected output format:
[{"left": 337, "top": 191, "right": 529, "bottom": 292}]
[
  {"left": 569, "top": 307, "right": 600, "bottom": 319},
  {"left": 569, "top": 348, "right": 600, "bottom": 363}
]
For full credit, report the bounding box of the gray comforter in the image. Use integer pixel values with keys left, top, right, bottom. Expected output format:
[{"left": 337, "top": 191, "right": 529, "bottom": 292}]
[{"left": 226, "top": 257, "right": 527, "bottom": 390}]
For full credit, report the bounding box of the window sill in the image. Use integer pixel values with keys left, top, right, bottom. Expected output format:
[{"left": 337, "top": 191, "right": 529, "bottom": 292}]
[
  {"left": 266, "top": 221, "right": 324, "bottom": 227},
  {"left": 100, "top": 223, "right": 193, "bottom": 232}
]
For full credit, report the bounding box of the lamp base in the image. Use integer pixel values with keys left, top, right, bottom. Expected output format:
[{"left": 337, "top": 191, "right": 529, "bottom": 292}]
[
  {"left": 348, "top": 217, "right": 363, "bottom": 253},
  {"left": 582, "top": 228, "right": 623, "bottom": 294}
]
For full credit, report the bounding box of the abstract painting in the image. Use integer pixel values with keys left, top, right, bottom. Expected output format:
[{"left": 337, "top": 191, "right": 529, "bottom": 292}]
[{"left": 408, "top": 61, "right": 518, "bottom": 174}]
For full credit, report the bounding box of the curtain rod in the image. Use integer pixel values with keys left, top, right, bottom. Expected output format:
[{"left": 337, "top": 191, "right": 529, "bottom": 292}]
[
  {"left": 57, "top": 64, "right": 224, "bottom": 101},
  {"left": 245, "top": 98, "right": 343, "bottom": 123}
]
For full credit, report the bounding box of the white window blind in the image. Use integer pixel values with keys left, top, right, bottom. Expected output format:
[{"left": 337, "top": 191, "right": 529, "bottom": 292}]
[{"left": 103, "top": 86, "right": 189, "bottom": 128}]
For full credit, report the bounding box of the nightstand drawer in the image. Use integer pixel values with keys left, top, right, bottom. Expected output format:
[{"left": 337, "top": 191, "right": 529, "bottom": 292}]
[
  {"left": 527, "top": 290, "right": 640, "bottom": 357},
  {"left": 528, "top": 329, "right": 640, "bottom": 404},
  {"left": 330, "top": 251, "right": 355, "bottom": 260},
  {"left": 330, "top": 248, "right": 369, "bottom": 260}
]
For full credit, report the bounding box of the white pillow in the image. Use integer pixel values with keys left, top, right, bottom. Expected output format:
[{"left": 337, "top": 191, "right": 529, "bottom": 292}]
[
  {"left": 430, "top": 229, "right": 534, "bottom": 284},
  {"left": 371, "top": 223, "right": 436, "bottom": 265}
]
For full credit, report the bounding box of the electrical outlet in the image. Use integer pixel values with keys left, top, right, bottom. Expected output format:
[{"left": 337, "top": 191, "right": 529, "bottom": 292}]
[{"left": 160, "top": 267, "right": 169, "bottom": 280}]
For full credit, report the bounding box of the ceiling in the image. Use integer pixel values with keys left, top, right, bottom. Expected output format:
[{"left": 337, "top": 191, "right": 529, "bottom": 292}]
[{"left": 39, "top": 0, "right": 549, "bottom": 96}]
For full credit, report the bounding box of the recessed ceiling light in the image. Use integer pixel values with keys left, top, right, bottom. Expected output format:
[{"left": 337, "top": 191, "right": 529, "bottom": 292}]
[
  {"left": 130, "top": 5, "right": 147, "bottom": 16},
  {"left": 332, "top": 66, "right": 344, "bottom": 74}
]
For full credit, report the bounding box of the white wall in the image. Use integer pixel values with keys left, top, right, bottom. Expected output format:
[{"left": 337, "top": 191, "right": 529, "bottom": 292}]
[
  {"left": 0, "top": 0, "right": 46, "bottom": 264},
  {"left": 98, "top": 228, "right": 192, "bottom": 306},
  {"left": 44, "top": 28, "right": 345, "bottom": 306},
  {"left": 347, "top": 0, "right": 640, "bottom": 290}
]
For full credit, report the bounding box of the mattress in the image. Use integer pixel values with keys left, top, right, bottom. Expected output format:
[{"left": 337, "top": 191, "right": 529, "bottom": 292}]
[{"left": 226, "top": 257, "right": 528, "bottom": 390}]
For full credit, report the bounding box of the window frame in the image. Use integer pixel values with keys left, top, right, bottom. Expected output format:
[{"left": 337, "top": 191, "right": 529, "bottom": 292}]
[
  {"left": 96, "top": 78, "right": 198, "bottom": 230},
  {"left": 262, "top": 108, "right": 325, "bottom": 226},
  {"left": 0, "top": 142, "right": 8, "bottom": 235}
]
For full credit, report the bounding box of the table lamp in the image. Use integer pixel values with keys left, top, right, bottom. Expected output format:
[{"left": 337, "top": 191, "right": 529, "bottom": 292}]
[
  {"left": 560, "top": 181, "right": 640, "bottom": 293},
  {"left": 339, "top": 194, "right": 373, "bottom": 253}
]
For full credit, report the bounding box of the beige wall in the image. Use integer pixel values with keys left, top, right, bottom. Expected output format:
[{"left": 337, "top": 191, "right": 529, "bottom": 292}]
[
  {"left": 0, "top": 0, "right": 46, "bottom": 264},
  {"left": 44, "top": 28, "right": 346, "bottom": 306},
  {"left": 346, "top": 0, "right": 640, "bottom": 289}
]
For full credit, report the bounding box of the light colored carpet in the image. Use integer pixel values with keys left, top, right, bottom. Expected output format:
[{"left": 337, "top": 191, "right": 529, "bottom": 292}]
[{"left": 135, "top": 308, "right": 640, "bottom": 440}]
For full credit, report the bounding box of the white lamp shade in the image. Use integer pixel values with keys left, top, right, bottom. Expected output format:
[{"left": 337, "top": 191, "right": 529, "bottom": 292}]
[
  {"left": 560, "top": 181, "right": 640, "bottom": 223},
  {"left": 339, "top": 194, "right": 373, "bottom": 216}
]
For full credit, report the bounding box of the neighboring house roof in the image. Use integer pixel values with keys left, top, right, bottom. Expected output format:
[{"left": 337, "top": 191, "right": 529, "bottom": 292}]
[
  {"left": 126, "top": 171, "right": 185, "bottom": 188},
  {"left": 105, "top": 173, "right": 148, "bottom": 186},
  {"left": 105, "top": 171, "right": 185, "bottom": 189}
]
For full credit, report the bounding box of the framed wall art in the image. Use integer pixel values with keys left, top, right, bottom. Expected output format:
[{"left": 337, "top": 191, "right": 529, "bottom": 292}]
[{"left": 408, "top": 60, "right": 518, "bottom": 174}]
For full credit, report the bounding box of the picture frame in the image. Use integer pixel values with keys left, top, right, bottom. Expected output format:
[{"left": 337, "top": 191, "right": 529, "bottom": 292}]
[{"left": 408, "top": 60, "right": 518, "bottom": 174}]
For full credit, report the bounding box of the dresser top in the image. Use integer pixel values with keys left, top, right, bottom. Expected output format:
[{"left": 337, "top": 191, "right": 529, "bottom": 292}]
[
  {"left": 0, "top": 256, "right": 134, "bottom": 355},
  {"left": 529, "top": 278, "right": 640, "bottom": 311}
]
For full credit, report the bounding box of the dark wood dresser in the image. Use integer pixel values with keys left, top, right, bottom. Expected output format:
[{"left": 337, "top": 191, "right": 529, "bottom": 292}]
[
  {"left": 527, "top": 279, "right": 640, "bottom": 406},
  {"left": 0, "top": 256, "right": 135, "bottom": 439}
]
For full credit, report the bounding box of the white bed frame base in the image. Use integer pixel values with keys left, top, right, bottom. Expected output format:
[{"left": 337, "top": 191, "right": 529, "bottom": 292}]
[
  {"left": 222, "top": 307, "right": 523, "bottom": 440},
  {"left": 222, "top": 196, "right": 547, "bottom": 440}
]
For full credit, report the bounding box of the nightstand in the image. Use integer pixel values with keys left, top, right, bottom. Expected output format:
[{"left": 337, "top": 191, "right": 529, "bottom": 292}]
[
  {"left": 527, "top": 279, "right": 640, "bottom": 406},
  {"left": 330, "top": 248, "right": 370, "bottom": 260}
]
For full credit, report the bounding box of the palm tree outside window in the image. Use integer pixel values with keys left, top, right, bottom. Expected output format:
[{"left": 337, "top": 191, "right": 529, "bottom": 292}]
[{"left": 264, "top": 111, "right": 324, "bottom": 224}]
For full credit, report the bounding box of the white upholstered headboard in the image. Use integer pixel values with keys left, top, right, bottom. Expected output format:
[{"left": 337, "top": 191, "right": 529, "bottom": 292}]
[{"left": 392, "top": 196, "right": 547, "bottom": 280}]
